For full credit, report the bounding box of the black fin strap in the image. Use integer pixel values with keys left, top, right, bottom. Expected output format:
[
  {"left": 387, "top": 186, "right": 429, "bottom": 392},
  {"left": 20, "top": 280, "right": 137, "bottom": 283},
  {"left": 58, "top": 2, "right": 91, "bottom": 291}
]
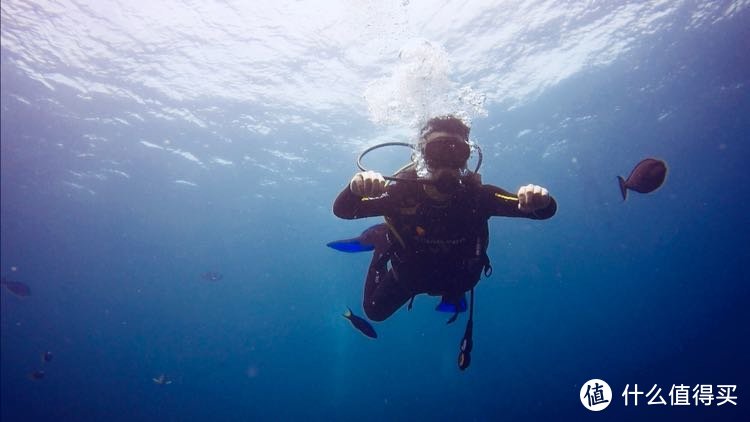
[
  {"left": 481, "top": 252, "right": 492, "bottom": 277},
  {"left": 458, "top": 288, "right": 475, "bottom": 371},
  {"left": 446, "top": 310, "right": 459, "bottom": 324},
  {"left": 407, "top": 295, "right": 415, "bottom": 311}
]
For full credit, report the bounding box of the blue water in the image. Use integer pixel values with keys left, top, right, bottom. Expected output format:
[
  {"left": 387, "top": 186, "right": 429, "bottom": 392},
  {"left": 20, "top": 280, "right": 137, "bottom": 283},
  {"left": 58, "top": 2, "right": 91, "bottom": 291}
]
[{"left": 2, "top": 1, "right": 749, "bottom": 421}]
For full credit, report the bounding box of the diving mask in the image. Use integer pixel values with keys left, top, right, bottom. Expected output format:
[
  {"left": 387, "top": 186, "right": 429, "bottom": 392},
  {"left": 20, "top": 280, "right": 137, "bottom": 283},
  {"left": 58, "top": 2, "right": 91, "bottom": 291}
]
[{"left": 422, "top": 136, "right": 471, "bottom": 169}]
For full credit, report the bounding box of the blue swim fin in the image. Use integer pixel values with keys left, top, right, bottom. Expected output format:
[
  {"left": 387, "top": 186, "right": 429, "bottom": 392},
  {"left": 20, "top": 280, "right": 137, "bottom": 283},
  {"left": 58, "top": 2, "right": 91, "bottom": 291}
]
[
  {"left": 435, "top": 294, "right": 467, "bottom": 313},
  {"left": 327, "top": 224, "right": 388, "bottom": 253},
  {"left": 326, "top": 238, "right": 375, "bottom": 253}
]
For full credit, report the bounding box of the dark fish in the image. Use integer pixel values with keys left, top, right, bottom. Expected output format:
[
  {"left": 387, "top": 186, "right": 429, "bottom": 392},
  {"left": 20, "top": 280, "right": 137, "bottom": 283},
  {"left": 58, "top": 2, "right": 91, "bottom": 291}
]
[
  {"left": 618, "top": 158, "right": 667, "bottom": 200},
  {"left": 201, "top": 271, "right": 223, "bottom": 282},
  {"left": 29, "top": 370, "right": 45, "bottom": 380},
  {"left": 343, "top": 307, "right": 377, "bottom": 339},
  {"left": 0, "top": 277, "right": 31, "bottom": 297},
  {"left": 42, "top": 351, "right": 53, "bottom": 363}
]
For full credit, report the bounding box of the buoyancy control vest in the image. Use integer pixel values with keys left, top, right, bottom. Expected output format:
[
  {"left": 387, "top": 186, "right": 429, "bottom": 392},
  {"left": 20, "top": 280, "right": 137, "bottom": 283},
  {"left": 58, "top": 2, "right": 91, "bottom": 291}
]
[{"left": 382, "top": 170, "right": 491, "bottom": 297}]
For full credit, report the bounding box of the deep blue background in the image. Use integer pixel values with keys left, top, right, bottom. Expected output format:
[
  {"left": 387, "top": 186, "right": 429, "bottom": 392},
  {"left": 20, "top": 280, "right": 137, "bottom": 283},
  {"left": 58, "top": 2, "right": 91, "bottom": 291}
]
[{"left": 2, "top": 5, "right": 749, "bottom": 422}]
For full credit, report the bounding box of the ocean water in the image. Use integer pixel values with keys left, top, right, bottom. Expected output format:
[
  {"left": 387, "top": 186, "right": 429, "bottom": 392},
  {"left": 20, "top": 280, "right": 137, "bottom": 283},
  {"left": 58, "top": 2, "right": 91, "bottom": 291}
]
[{"left": 1, "top": 1, "right": 748, "bottom": 421}]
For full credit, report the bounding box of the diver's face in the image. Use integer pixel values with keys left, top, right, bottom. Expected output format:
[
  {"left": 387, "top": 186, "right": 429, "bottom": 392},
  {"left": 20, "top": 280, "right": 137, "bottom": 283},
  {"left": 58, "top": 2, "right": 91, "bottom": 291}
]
[{"left": 422, "top": 131, "right": 470, "bottom": 172}]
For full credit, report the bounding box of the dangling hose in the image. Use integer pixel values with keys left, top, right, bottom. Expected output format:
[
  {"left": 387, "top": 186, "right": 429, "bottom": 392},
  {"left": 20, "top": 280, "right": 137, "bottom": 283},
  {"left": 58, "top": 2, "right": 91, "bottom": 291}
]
[{"left": 458, "top": 288, "right": 474, "bottom": 370}]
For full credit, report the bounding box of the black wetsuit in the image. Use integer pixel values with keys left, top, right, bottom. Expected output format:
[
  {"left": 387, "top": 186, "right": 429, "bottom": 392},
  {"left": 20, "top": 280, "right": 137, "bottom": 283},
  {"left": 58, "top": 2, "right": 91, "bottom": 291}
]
[{"left": 333, "top": 170, "right": 557, "bottom": 321}]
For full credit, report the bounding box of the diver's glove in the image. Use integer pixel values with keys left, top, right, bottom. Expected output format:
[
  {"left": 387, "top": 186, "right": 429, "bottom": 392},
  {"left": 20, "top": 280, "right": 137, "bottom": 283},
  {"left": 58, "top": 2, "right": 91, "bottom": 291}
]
[
  {"left": 349, "top": 171, "right": 386, "bottom": 198},
  {"left": 517, "top": 184, "right": 551, "bottom": 213}
]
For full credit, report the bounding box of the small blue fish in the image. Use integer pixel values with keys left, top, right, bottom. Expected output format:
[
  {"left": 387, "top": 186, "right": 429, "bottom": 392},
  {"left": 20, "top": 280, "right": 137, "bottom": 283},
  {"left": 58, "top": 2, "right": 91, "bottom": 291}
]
[{"left": 343, "top": 307, "right": 377, "bottom": 339}]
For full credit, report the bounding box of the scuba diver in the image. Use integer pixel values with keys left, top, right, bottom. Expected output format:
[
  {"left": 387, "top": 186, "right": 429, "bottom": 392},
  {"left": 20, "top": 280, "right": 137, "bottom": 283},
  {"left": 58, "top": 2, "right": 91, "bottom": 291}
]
[{"left": 330, "top": 115, "right": 557, "bottom": 370}]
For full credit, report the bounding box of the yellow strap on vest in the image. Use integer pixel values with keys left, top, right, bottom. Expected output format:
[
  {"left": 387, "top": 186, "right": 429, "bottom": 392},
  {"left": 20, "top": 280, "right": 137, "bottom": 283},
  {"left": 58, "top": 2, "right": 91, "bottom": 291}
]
[{"left": 494, "top": 192, "right": 519, "bottom": 202}]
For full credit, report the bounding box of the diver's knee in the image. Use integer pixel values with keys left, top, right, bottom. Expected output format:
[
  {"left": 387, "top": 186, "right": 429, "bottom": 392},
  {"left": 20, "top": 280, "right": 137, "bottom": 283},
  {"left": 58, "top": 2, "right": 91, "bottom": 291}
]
[{"left": 363, "top": 300, "right": 389, "bottom": 322}]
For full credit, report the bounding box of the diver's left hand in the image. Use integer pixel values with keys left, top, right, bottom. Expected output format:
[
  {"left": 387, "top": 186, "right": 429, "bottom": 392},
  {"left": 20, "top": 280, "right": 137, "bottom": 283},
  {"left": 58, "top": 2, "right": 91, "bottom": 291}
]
[{"left": 517, "top": 184, "right": 551, "bottom": 213}]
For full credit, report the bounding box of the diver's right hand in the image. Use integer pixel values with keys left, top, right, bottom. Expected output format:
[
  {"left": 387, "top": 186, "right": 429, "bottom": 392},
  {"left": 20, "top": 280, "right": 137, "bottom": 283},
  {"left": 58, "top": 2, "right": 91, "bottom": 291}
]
[{"left": 349, "top": 171, "right": 386, "bottom": 198}]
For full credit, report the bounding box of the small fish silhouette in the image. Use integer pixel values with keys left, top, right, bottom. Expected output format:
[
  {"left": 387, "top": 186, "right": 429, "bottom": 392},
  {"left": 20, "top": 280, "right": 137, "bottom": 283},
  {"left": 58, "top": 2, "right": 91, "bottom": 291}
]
[
  {"left": 152, "top": 374, "right": 172, "bottom": 385},
  {"left": 343, "top": 307, "right": 377, "bottom": 338},
  {"left": 201, "top": 271, "right": 223, "bottom": 282},
  {"left": 29, "top": 370, "right": 45, "bottom": 380},
  {"left": 618, "top": 158, "right": 667, "bottom": 200},
  {"left": 1, "top": 277, "right": 31, "bottom": 297}
]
